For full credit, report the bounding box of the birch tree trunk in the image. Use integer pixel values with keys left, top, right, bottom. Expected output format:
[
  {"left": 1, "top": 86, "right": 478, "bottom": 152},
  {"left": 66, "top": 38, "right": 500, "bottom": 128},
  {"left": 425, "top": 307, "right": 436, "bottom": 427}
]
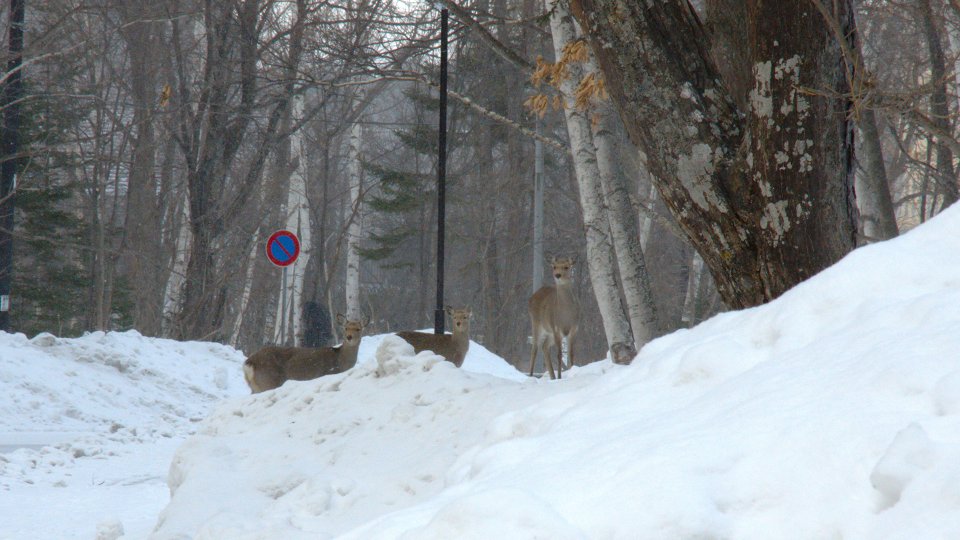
[
  {"left": 549, "top": 1, "right": 635, "bottom": 363},
  {"left": 345, "top": 122, "right": 363, "bottom": 320},
  {"left": 282, "top": 100, "right": 310, "bottom": 344},
  {"left": 681, "top": 253, "right": 704, "bottom": 327},
  {"left": 162, "top": 191, "right": 191, "bottom": 334},
  {"left": 639, "top": 182, "right": 657, "bottom": 252},
  {"left": 590, "top": 97, "right": 659, "bottom": 346},
  {"left": 856, "top": 108, "right": 898, "bottom": 241}
]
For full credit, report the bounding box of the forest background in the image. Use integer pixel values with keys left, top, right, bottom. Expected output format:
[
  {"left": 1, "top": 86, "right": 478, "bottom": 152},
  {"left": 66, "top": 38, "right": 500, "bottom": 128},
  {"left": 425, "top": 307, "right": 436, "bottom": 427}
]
[{"left": 0, "top": 0, "right": 952, "bottom": 368}]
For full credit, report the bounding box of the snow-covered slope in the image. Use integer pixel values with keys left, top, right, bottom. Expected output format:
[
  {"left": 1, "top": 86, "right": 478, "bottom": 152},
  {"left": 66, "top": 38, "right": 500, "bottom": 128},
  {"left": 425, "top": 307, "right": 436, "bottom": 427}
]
[
  {"left": 152, "top": 209, "right": 960, "bottom": 539},
  {"left": 6, "top": 207, "right": 960, "bottom": 539}
]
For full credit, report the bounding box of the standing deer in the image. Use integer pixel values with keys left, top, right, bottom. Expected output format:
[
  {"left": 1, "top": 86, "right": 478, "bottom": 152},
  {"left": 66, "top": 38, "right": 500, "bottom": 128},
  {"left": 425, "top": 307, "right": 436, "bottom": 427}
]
[
  {"left": 396, "top": 307, "right": 472, "bottom": 367},
  {"left": 243, "top": 314, "right": 368, "bottom": 393},
  {"left": 528, "top": 256, "right": 580, "bottom": 379}
]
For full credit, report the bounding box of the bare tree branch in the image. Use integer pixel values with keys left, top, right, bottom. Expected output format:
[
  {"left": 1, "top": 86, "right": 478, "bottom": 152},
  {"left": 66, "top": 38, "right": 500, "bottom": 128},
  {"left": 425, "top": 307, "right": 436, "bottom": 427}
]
[{"left": 435, "top": 0, "right": 536, "bottom": 73}]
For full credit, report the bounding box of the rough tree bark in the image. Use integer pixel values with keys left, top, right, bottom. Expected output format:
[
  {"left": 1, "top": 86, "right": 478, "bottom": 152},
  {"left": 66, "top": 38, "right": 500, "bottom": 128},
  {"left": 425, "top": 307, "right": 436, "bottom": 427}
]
[
  {"left": 919, "top": 0, "right": 958, "bottom": 209},
  {"left": 173, "top": 0, "right": 261, "bottom": 340},
  {"left": 118, "top": 2, "right": 164, "bottom": 335},
  {"left": 569, "top": 0, "right": 858, "bottom": 308}
]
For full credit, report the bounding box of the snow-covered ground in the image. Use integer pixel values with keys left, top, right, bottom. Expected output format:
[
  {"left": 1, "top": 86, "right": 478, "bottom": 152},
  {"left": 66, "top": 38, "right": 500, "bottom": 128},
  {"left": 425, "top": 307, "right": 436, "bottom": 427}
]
[
  {"left": 0, "top": 332, "right": 246, "bottom": 539},
  {"left": 5, "top": 207, "right": 960, "bottom": 539}
]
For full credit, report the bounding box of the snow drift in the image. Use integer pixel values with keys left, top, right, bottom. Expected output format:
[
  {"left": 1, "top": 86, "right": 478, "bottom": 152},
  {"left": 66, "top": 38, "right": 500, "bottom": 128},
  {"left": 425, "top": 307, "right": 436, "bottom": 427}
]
[{"left": 151, "top": 208, "right": 960, "bottom": 538}]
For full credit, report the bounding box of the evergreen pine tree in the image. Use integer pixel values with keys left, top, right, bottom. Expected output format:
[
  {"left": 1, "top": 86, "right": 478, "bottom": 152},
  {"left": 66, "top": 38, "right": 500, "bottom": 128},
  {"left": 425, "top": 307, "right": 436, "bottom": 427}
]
[{"left": 361, "top": 89, "right": 441, "bottom": 268}]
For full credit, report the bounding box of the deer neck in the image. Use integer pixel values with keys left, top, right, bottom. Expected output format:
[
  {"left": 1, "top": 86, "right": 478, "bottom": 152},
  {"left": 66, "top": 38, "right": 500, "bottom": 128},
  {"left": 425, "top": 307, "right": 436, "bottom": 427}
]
[
  {"left": 452, "top": 325, "right": 469, "bottom": 349},
  {"left": 554, "top": 279, "right": 576, "bottom": 305},
  {"left": 337, "top": 340, "right": 360, "bottom": 368}
]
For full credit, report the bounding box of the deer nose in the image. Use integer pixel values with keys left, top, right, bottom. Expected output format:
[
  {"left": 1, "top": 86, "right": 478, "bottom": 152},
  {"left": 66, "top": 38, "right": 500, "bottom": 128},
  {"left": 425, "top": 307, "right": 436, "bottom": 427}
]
[{"left": 554, "top": 273, "right": 561, "bottom": 278}]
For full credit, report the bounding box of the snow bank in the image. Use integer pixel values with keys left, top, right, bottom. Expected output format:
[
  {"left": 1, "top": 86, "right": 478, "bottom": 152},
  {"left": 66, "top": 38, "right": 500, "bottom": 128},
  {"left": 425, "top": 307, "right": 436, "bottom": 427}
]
[
  {"left": 155, "top": 207, "right": 960, "bottom": 539},
  {"left": 151, "top": 336, "right": 610, "bottom": 539},
  {"left": 8, "top": 207, "right": 960, "bottom": 539},
  {"left": 0, "top": 330, "right": 247, "bottom": 539}
]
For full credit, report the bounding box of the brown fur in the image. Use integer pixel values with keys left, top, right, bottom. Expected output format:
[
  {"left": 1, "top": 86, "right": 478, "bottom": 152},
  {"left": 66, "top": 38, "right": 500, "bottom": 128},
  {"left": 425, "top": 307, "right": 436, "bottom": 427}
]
[
  {"left": 528, "top": 256, "right": 580, "bottom": 379},
  {"left": 396, "top": 307, "right": 471, "bottom": 367},
  {"left": 243, "top": 315, "right": 367, "bottom": 393}
]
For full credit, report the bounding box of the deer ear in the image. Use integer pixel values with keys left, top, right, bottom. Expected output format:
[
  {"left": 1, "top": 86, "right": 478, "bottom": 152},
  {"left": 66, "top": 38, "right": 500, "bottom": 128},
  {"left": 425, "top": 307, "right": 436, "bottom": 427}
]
[
  {"left": 336, "top": 313, "right": 346, "bottom": 325},
  {"left": 444, "top": 305, "right": 453, "bottom": 316},
  {"left": 361, "top": 314, "right": 370, "bottom": 327}
]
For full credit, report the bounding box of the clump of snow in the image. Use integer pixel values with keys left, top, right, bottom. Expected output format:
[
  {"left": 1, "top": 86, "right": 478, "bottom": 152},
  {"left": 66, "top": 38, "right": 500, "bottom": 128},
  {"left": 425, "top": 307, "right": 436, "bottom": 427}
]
[{"left": 94, "top": 519, "right": 124, "bottom": 540}]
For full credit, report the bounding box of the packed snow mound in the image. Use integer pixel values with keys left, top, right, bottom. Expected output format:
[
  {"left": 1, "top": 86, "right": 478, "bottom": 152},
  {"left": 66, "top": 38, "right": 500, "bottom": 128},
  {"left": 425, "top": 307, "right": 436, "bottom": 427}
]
[
  {"left": 152, "top": 335, "right": 614, "bottom": 538},
  {"left": 154, "top": 206, "right": 960, "bottom": 539}
]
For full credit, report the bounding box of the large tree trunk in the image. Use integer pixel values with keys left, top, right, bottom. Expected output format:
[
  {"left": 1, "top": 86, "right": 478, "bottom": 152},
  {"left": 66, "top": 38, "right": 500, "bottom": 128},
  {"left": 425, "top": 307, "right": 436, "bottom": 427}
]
[
  {"left": 118, "top": 3, "right": 164, "bottom": 335},
  {"left": 919, "top": 0, "right": 958, "bottom": 209},
  {"left": 569, "top": 0, "right": 858, "bottom": 309},
  {"left": 549, "top": 2, "right": 635, "bottom": 363},
  {"left": 174, "top": 0, "right": 261, "bottom": 340}
]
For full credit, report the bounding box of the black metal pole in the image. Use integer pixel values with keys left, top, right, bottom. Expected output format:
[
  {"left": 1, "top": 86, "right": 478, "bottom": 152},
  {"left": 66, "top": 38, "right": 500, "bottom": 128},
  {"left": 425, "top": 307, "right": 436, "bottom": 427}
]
[
  {"left": 0, "top": 0, "right": 24, "bottom": 332},
  {"left": 434, "top": 8, "right": 448, "bottom": 335}
]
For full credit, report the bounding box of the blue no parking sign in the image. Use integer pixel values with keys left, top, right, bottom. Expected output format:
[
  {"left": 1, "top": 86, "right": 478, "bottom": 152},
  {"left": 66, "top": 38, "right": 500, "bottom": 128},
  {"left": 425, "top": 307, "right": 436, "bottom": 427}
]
[{"left": 266, "top": 230, "right": 300, "bottom": 267}]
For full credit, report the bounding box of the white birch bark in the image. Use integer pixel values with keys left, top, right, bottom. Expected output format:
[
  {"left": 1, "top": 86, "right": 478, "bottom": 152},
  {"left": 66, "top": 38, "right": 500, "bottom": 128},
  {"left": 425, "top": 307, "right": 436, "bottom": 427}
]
[
  {"left": 549, "top": 0, "right": 635, "bottom": 363},
  {"left": 345, "top": 121, "right": 363, "bottom": 320},
  {"left": 589, "top": 96, "right": 659, "bottom": 346},
  {"left": 284, "top": 173, "right": 309, "bottom": 343},
  {"left": 639, "top": 182, "right": 657, "bottom": 252},
  {"left": 230, "top": 225, "right": 261, "bottom": 347},
  {"left": 277, "top": 95, "right": 311, "bottom": 343},
  {"left": 161, "top": 190, "right": 192, "bottom": 335},
  {"left": 681, "top": 252, "right": 704, "bottom": 326}
]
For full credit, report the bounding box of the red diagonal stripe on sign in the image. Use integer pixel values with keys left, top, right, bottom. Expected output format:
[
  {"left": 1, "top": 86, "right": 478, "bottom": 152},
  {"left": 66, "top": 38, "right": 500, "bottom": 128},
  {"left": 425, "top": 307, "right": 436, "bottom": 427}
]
[{"left": 274, "top": 238, "right": 294, "bottom": 259}]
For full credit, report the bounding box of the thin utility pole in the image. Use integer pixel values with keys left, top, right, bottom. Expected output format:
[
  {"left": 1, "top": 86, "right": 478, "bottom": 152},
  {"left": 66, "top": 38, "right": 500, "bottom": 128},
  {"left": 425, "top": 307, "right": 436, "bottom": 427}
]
[
  {"left": 533, "top": 119, "right": 544, "bottom": 293},
  {"left": 434, "top": 7, "right": 448, "bottom": 335},
  {"left": 0, "top": 0, "right": 24, "bottom": 332},
  {"left": 531, "top": 119, "right": 545, "bottom": 375}
]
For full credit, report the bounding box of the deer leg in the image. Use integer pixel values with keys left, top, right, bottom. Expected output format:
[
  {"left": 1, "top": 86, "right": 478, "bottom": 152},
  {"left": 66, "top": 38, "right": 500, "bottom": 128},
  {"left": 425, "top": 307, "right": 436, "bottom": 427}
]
[
  {"left": 554, "top": 334, "right": 564, "bottom": 379},
  {"left": 528, "top": 333, "right": 539, "bottom": 377},
  {"left": 544, "top": 337, "right": 557, "bottom": 380},
  {"left": 259, "top": 365, "right": 284, "bottom": 393},
  {"left": 566, "top": 328, "right": 577, "bottom": 370}
]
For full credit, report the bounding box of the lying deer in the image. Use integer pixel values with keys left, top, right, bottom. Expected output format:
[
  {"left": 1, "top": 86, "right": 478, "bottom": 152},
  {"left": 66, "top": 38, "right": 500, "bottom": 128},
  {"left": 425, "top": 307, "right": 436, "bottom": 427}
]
[
  {"left": 396, "top": 307, "right": 472, "bottom": 367},
  {"left": 243, "top": 314, "right": 368, "bottom": 394},
  {"left": 528, "top": 256, "right": 580, "bottom": 379}
]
